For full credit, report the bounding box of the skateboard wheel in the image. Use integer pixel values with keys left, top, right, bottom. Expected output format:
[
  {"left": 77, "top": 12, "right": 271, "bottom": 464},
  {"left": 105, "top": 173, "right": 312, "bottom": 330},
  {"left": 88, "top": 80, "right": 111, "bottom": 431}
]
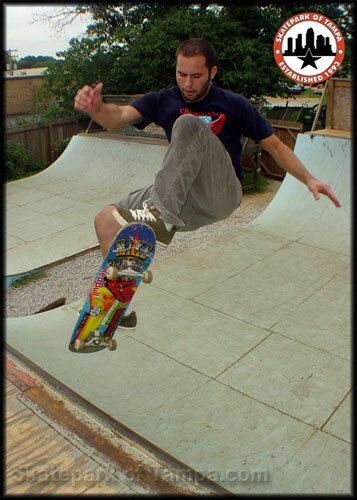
[
  {"left": 74, "top": 339, "right": 85, "bottom": 352},
  {"left": 143, "top": 270, "right": 153, "bottom": 283},
  {"left": 107, "top": 266, "right": 118, "bottom": 280},
  {"left": 108, "top": 339, "right": 117, "bottom": 351}
]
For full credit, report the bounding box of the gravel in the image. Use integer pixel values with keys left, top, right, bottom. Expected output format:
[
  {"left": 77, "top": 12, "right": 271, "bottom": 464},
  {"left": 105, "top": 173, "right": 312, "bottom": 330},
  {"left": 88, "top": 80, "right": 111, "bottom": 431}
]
[{"left": 5, "top": 180, "right": 281, "bottom": 318}]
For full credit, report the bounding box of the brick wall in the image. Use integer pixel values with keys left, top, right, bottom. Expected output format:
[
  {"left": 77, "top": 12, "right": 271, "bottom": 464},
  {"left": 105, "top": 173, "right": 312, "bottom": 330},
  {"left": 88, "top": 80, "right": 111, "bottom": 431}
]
[{"left": 5, "top": 76, "right": 51, "bottom": 115}]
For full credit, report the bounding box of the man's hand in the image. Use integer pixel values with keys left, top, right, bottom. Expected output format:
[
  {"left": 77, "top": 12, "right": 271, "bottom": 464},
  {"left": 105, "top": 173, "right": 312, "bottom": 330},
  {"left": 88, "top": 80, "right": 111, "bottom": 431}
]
[
  {"left": 261, "top": 134, "right": 341, "bottom": 208},
  {"left": 307, "top": 177, "right": 341, "bottom": 207},
  {"left": 74, "top": 82, "right": 103, "bottom": 114},
  {"left": 73, "top": 81, "right": 141, "bottom": 129}
]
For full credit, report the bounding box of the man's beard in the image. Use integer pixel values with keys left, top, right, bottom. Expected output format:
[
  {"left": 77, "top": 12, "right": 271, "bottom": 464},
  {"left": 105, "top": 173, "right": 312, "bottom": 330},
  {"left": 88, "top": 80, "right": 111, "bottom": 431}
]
[{"left": 181, "top": 77, "right": 212, "bottom": 103}]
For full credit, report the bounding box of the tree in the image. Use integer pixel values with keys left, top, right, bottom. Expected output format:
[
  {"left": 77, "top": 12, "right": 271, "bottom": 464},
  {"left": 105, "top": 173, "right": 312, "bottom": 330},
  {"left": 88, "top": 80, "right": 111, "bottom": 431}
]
[
  {"left": 108, "top": 5, "right": 224, "bottom": 93},
  {"left": 37, "top": 36, "right": 118, "bottom": 120},
  {"left": 36, "top": 2, "right": 353, "bottom": 117},
  {"left": 17, "top": 56, "right": 57, "bottom": 69}
]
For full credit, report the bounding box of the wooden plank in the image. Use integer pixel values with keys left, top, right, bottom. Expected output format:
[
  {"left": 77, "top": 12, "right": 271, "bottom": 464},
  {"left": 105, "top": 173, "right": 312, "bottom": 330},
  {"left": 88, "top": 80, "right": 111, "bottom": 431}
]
[
  {"left": 325, "top": 79, "right": 352, "bottom": 132},
  {"left": 260, "top": 119, "right": 302, "bottom": 178},
  {"left": 326, "top": 78, "right": 334, "bottom": 129},
  {"left": 5, "top": 368, "right": 140, "bottom": 495},
  {"left": 311, "top": 84, "right": 327, "bottom": 131},
  {"left": 268, "top": 119, "right": 303, "bottom": 130},
  {"left": 333, "top": 83, "right": 352, "bottom": 131},
  {"left": 309, "top": 129, "right": 352, "bottom": 139}
]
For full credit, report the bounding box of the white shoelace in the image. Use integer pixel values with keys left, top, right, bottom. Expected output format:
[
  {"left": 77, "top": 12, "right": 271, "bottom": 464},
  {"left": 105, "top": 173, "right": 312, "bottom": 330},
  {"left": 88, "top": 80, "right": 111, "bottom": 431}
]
[{"left": 129, "top": 201, "right": 157, "bottom": 222}]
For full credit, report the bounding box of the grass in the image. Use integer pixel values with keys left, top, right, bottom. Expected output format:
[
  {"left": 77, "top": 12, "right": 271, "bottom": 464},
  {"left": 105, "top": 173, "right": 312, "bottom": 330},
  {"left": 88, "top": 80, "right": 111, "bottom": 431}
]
[
  {"left": 295, "top": 89, "right": 327, "bottom": 105},
  {"left": 243, "top": 171, "right": 271, "bottom": 193},
  {"left": 299, "top": 89, "right": 322, "bottom": 98},
  {"left": 11, "top": 269, "right": 48, "bottom": 288}
]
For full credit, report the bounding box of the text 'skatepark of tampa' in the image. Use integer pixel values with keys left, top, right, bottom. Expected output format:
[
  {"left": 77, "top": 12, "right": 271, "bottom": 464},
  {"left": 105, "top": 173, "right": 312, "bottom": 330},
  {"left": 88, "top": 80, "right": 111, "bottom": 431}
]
[{"left": 274, "top": 12, "right": 345, "bottom": 84}]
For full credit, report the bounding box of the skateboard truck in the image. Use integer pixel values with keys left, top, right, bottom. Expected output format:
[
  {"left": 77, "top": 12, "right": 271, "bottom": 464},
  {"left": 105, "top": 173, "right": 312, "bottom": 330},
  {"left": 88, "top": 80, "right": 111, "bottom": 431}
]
[
  {"left": 74, "top": 330, "right": 117, "bottom": 352},
  {"left": 106, "top": 265, "right": 153, "bottom": 283}
]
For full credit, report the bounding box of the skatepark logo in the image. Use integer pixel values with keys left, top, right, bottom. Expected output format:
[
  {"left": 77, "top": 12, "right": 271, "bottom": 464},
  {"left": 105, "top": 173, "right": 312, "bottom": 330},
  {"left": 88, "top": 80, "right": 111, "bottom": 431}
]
[{"left": 274, "top": 12, "right": 345, "bottom": 84}]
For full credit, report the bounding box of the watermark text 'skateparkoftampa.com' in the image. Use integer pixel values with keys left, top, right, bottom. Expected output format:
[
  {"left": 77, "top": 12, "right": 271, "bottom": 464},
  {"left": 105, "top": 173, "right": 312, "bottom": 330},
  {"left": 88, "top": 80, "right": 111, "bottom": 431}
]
[{"left": 10, "top": 465, "right": 271, "bottom": 487}]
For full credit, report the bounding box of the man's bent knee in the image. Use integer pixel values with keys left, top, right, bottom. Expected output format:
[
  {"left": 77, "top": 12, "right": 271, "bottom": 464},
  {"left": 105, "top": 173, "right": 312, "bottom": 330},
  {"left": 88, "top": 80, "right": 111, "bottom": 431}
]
[
  {"left": 94, "top": 205, "right": 120, "bottom": 233},
  {"left": 172, "top": 113, "right": 205, "bottom": 137}
]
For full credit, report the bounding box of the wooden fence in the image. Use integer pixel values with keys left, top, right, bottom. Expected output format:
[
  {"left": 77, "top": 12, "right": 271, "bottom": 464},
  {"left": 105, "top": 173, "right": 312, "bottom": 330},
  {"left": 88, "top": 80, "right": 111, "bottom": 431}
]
[
  {"left": 6, "top": 118, "right": 102, "bottom": 166},
  {"left": 260, "top": 119, "right": 303, "bottom": 178},
  {"left": 6, "top": 115, "right": 301, "bottom": 179}
]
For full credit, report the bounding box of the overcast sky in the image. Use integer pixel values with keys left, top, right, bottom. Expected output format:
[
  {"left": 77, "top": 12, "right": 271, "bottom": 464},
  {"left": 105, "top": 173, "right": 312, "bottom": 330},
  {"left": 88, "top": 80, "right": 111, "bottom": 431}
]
[{"left": 4, "top": 4, "right": 92, "bottom": 59}]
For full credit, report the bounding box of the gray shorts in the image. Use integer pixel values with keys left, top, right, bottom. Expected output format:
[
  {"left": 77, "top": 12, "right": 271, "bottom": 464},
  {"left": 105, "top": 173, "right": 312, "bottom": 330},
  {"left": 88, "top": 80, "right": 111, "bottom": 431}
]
[{"left": 117, "top": 114, "right": 243, "bottom": 232}]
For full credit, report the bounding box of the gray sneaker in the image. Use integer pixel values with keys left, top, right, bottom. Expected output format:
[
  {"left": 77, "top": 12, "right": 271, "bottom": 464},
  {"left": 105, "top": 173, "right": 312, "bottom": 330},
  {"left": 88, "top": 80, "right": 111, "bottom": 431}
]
[
  {"left": 112, "top": 201, "right": 176, "bottom": 248},
  {"left": 119, "top": 311, "right": 137, "bottom": 331}
]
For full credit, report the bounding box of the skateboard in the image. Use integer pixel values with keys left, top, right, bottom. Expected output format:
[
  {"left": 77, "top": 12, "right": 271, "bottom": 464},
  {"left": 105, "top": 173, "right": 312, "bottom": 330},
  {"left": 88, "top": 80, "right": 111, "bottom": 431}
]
[{"left": 69, "top": 222, "right": 156, "bottom": 353}]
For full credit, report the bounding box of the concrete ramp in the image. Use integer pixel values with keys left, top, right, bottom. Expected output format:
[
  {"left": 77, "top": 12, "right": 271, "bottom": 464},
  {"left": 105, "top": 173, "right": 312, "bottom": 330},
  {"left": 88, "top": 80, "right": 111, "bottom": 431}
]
[
  {"left": 249, "top": 133, "right": 351, "bottom": 255},
  {"left": 6, "top": 134, "right": 166, "bottom": 278},
  {"left": 6, "top": 132, "right": 352, "bottom": 494}
]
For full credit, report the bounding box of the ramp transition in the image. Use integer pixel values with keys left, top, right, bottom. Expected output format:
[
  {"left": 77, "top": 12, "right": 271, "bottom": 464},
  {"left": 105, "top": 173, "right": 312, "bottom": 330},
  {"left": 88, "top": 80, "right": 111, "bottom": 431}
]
[
  {"left": 6, "top": 131, "right": 352, "bottom": 494},
  {"left": 6, "top": 133, "right": 166, "bottom": 279}
]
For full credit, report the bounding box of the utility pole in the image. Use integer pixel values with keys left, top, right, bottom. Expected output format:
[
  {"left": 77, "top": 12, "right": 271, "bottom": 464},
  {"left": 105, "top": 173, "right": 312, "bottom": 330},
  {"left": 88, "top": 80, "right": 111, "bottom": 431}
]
[{"left": 7, "top": 49, "right": 18, "bottom": 75}]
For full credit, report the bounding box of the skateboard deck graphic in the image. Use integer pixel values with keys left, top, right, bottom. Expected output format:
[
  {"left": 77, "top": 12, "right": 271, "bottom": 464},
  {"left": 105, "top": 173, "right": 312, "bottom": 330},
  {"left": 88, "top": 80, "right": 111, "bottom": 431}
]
[{"left": 69, "top": 222, "right": 156, "bottom": 353}]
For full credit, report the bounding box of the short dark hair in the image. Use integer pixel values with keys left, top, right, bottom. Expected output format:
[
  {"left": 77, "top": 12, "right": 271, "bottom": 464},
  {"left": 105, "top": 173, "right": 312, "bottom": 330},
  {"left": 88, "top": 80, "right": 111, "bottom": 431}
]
[{"left": 176, "top": 38, "right": 217, "bottom": 71}]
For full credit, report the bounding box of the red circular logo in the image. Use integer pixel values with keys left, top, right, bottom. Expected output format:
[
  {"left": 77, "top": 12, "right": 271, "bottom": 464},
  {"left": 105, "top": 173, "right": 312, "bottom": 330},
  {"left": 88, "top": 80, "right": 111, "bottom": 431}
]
[{"left": 274, "top": 12, "right": 345, "bottom": 84}]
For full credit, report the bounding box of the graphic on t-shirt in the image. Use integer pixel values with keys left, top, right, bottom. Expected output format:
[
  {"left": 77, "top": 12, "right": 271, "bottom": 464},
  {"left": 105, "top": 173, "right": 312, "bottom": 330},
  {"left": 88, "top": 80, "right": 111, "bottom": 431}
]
[
  {"left": 179, "top": 108, "right": 227, "bottom": 136},
  {"left": 197, "top": 115, "right": 212, "bottom": 126}
]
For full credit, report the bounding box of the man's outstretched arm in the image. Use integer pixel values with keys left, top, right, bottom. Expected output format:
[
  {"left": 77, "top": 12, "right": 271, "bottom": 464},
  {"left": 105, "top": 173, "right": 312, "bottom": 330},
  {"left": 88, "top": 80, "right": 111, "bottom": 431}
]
[
  {"left": 260, "top": 133, "right": 341, "bottom": 207},
  {"left": 74, "top": 82, "right": 142, "bottom": 130}
]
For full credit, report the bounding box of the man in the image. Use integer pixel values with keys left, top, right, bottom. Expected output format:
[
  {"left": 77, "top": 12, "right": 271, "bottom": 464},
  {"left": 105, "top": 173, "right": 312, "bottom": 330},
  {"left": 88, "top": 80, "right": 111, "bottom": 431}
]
[{"left": 74, "top": 38, "right": 340, "bottom": 329}]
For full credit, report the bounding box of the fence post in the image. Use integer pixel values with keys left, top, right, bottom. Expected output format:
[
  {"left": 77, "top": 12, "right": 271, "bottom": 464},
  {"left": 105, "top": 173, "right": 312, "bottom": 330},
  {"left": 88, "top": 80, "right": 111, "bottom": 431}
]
[{"left": 48, "top": 122, "right": 55, "bottom": 163}]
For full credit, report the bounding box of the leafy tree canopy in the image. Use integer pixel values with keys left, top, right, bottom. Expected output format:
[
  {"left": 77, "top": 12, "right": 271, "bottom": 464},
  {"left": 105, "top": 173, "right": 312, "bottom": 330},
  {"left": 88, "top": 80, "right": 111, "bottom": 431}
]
[
  {"left": 36, "top": 2, "right": 353, "bottom": 116},
  {"left": 17, "top": 55, "right": 58, "bottom": 69},
  {"left": 4, "top": 53, "right": 58, "bottom": 71}
]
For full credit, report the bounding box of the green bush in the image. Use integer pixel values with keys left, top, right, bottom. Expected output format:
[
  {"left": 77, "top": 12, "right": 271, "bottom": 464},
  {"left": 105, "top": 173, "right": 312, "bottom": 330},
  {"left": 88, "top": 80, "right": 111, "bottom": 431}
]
[
  {"left": 52, "top": 137, "right": 71, "bottom": 158},
  {"left": 243, "top": 170, "right": 270, "bottom": 193},
  {"left": 5, "top": 140, "right": 46, "bottom": 181}
]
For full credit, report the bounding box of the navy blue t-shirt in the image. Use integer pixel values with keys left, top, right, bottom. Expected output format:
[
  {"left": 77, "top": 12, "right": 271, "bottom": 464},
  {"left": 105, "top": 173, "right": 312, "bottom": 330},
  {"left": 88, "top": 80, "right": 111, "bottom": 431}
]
[{"left": 131, "top": 85, "right": 274, "bottom": 182}]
